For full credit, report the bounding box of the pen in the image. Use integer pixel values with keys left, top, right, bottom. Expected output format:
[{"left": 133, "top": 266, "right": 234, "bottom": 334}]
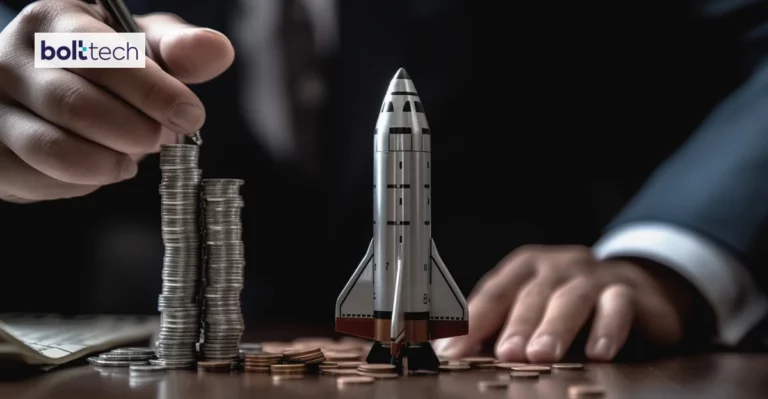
[{"left": 94, "top": 0, "right": 203, "bottom": 145}]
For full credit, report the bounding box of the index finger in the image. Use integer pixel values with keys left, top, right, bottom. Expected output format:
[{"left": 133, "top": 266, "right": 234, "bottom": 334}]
[
  {"left": 70, "top": 59, "right": 205, "bottom": 135},
  {"left": 434, "top": 256, "right": 535, "bottom": 358},
  {"left": 46, "top": 15, "right": 207, "bottom": 135}
]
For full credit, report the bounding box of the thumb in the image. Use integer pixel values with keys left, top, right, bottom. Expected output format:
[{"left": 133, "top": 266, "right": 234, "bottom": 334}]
[{"left": 135, "top": 12, "right": 235, "bottom": 84}]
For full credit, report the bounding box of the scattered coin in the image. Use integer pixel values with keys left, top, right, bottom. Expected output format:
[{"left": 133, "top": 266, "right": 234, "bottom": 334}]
[
  {"left": 322, "top": 369, "right": 361, "bottom": 376},
  {"left": 510, "top": 371, "right": 540, "bottom": 379},
  {"left": 337, "top": 376, "right": 375, "bottom": 387},
  {"left": 270, "top": 364, "right": 307, "bottom": 375},
  {"left": 324, "top": 351, "right": 362, "bottom": 361},
  {"left": 478, "top": 380, "right": 510, "bottom": 390},
  {"left": 357, "top": 364, "right": 396, "bottom": 373},
  {"left": 511, "top": 365, "right": 551, "bottom": 373},
  {"left": 87, "top": 357, "right": 147, "bottom": 367},
  {"left": 129, "top": 364, "right": 168, "bottom": 372},
  {"left": 357, "top": 371, "right": 399, "bottom": 379},
  {"left": 461, "top": 357, "right": 497, "bottom": 366},
  {"left": 494, "top": 362, "right": 528, "bottom": 370},
  {"left": 336, "top": 361, "right": 367, "bottom": 369},
  {"left": 553, "top": 363, "right": 585, "bottom": 370},
  {"left": 99, "top": 352, "right": 153, "bottom": 361},
  {"left": 244, "top": 366, "right": 271, "bottom": 373},
  {"left": 439, "top": 362, "right": 471, "bottom": 371},
  {"left": 149, "top": 358, "right": 197, "bottom": 369},
  {"left": 569, "top": 384, "right": 606, "bottom": 397},
  {"left": 197, "top": 360, "right": 233, "bottom": 372},
  {"left": 111, "top": 347, "right": 156, "bottom": 356}
]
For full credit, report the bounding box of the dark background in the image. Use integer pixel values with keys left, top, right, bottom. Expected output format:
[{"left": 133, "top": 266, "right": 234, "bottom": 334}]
[{"left": 0, "top": 0, "right": 759, "bottom": 327}]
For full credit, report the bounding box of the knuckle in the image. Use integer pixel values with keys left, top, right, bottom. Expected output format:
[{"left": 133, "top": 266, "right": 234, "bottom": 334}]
[
  {"left": 517, "top": 281, "right": 547, "bottom": 301},
  {"left": 29, "top": 127, "right": 67, "bottom": 164},
  {"left": 48, "top": 79, "right": 87, "bottom": 122},
  {"left": 604, "top": 283, "right": 634, "bottom": 298},
  {"left": 475, "top": 281, "right": 511, "bottom": 304},
  {"left": 556, "top": 282, "right": 595, "bottom": 304},
  {"left": 16, "top": 2, "right": 56, "bottom": 32},
  {"left": 565, "top": 245, "right": 595, "bottom": 261},
  {"left": 512, "top": 244, "right": 542, "bottom": 258}
]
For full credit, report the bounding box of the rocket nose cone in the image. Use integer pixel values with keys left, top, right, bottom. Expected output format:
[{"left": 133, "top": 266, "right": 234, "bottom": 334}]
[{"left": 395, "top": 68, "right": 411, "bottom": 80}]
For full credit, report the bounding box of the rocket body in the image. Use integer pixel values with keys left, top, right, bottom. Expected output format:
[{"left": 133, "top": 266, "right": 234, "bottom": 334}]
[{"left": 335, "top": 68, "right": 468, "bottom": 371}]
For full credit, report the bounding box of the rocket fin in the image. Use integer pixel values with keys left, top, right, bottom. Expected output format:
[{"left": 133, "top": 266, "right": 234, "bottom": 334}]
[
  {"left": 429, "top": 239, "right": 469, "bottom": 340},
  {"left": 335, "top": 238, "right": 375, "bottom": 340}
]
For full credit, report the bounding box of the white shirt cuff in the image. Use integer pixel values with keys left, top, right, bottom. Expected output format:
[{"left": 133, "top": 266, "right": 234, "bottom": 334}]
[{"left": 592, "top": 222, "right": 768, "bottom": 345}]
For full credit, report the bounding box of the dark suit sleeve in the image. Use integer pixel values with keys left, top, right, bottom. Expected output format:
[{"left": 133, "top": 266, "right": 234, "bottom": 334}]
[
  {"left": 593, "top": 0, "right": 768, "bottom": 345},
  {"left": 606, "top": 60, "right": 768, "bottom": 258}
]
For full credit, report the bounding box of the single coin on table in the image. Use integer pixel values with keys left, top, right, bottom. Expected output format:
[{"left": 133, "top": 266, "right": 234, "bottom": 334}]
[
  {"left": 357, "top": 371, "right": 399, "bottom": 379},
  {"left": 494, "top": 362, "right": 528, "bottom": 370},
  {"left": 130, "top": 364, "right": 168, "bottom": 372},
  {"left": 111, "top": 347, "right": 156, "bottom": 356},
  {"left": 358, "top": 364, "right": 396, "bottom": 372},
  {"left": 87, "top": 357, "right": 148, "bottom": 367},
  {"left": 336, "top": 361, "right": 367, "bottom": 369},
  {"left": 511, "top": 365, "right": 551, "bottom": 373},
  {"left": 461, "top": 357, "right": 497, "bottom": 366},
  {"left": 337, "top": 376, "right": 375, "bottom": 387},
  {"left": 197, "top": 360, "right": 233, "bottom": 372},
  {"left": 553, "top": 363, "right": 585, "bottom": 370},
  {"left": 440, "top": 361, "right": 471, "bottom": 371}
]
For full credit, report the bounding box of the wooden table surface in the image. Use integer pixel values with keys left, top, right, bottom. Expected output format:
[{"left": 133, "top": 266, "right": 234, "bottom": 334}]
[
  {"left": 1, "top": 352, "right": 767, "bottom": 399},
  {"left": 1, "top": 324, "right": 767, "bottom": 399}
]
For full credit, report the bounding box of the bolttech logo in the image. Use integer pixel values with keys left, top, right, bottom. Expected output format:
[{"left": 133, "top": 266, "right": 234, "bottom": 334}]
[{"left": 34, "top": 32, "right": 146, "bottom": 68}]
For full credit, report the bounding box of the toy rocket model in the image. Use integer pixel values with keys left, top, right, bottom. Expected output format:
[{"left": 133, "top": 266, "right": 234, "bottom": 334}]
[{"left": 335, "top": 68, "right": 468, "bottom": 371}]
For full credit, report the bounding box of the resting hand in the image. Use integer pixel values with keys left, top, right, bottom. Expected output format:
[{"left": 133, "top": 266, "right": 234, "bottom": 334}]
[{"left": 433, "top": 245, "right": 699, "bottom": 362}]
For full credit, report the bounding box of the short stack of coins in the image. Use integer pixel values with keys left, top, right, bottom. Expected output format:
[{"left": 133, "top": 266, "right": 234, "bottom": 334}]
[
  {"left": 156, "top": 144, "right": 203, "bottom": 368},
  {"left": 199, "top": 179, "right": 246, "bottom": 361},
  {"left": 243, "top": 353, "right": 283, "bottom": 373},
  {"left": 281, "top": 347, "right": 326, "bottom": 375},
  {"left": 356, "top": 363, "right": 399, "bottom": 379}
]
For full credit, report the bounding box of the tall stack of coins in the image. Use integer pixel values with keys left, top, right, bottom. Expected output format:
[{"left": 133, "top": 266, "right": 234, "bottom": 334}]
[
  {"left": 156, "top": 144, "right": 203, "bottom": 368},
  {"left": 199, "top": 179, "right": 246, "bottom": 361}
]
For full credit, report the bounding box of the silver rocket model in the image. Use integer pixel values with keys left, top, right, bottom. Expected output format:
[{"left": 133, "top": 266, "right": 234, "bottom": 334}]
[{"left": 335, "top": 68, "right": 468, "bottom": 371}]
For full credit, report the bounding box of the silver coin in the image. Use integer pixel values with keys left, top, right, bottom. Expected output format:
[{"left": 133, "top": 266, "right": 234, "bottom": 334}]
[
  {"left": 130, "top": 364, "right": 168, "bottom": 372},
  {"left": 88, "top": 357, "right": 149, "bottom": 367},
  {"left": 110, "top": 347, "right": 156, "bottom": 356},
  {"left": 99, "top": 353, "right": 153, "bottom": 361}
]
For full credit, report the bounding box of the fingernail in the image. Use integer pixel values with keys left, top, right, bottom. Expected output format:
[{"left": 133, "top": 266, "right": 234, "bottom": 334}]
[
  {"left": 169, "top": 103, "right": 205, "bottom": 133},
  {"left": 591, "top": 337, "right": 615, "bottom": 360},
  {"left": 527, "top": 335, "right": 562, "bottom": 360},
  {"left": 119, "top": 158, "right": 138, "bottom": 180},
  {"left": 496, "top": 335, "right": 526, "bottom": 358},
  {"left": 199, "top": 27, "right": 229, "bottom": 40}
]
